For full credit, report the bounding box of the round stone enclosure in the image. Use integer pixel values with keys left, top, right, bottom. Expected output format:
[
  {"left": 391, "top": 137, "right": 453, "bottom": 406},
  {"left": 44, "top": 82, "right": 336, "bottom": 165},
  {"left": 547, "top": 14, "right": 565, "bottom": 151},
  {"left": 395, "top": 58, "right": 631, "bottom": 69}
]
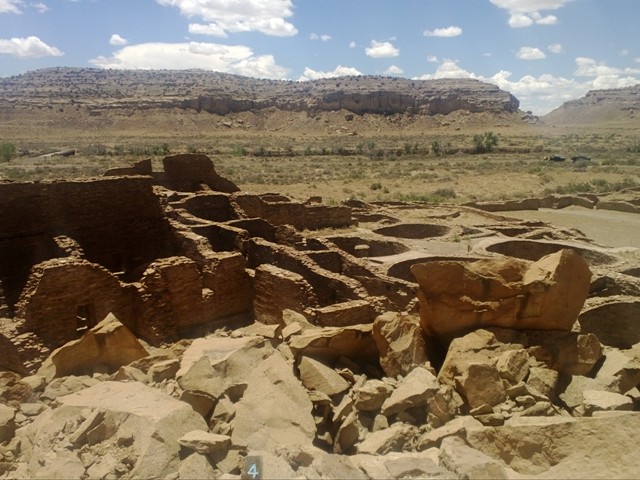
[
  {"left": 327, "top": 236, "right": 409, "bottom": 257},
  {"left": 484, "top": 239, "right": 618, "bottom": 266},
  {"left": 373, "top": 223, "right": 451, "bottom": 240}
]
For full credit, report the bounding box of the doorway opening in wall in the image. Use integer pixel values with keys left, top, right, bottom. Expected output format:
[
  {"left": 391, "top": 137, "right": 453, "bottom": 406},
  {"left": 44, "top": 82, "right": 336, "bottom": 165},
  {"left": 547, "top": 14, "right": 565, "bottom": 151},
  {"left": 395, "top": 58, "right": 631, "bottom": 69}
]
[{"left": 76, "top": 303, "right": 96, "bottom": 335}]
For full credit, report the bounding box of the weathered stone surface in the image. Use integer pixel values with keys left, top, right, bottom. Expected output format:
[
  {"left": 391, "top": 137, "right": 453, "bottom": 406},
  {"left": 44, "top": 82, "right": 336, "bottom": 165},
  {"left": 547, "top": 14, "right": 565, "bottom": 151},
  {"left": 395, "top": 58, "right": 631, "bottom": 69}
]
[
  {"left": 0, "top": 405, "right": 16, "bottom": 443},
  {"left": 526, "top": 331, "right": 602, "bottom": 376},
  {"left": 467, "top": 413, "right": 640, "bottom": 477},
  {"left": 333, "top": 411, "right": 360, "bottom": 454},
  {"left": 594, "top": 348, "right": 640, "bottom": 393},
  {"left": 178, "top": 453, "right": 217, "bottom": 480},
  {"left": 147, "top": 358, "right": 180, "bottom": 383},
  {"left": 37, "top": 313, "right": 149, "bottom": 381},
  {"left": 495, "top": 349, "right": 530, "bottom": 385},
  {"left": 416, "top": 415, "right": 483, "bottom": 450},
  {"left": 372, "top": 312, "right": 428, "bottom": 378},
  {"left": 232, "top": 353, "right": 315, "bottom": 451},
  {"left": 356, "top": 423, "right": 415, "bottom": 454},
  {"left": 41, "top": 375, "right": 98, "bottom": 401},
  {"left": 579, "top": 299, "right": 640, "bottom": 349},
  {"left": 440, "top": 436, "right": 508, "bottom": 479},
  {"left": 298, "top": 356, "right": 350, "bottom": 396},
  {"left": 287, "top": 324, "right": 379, "bottom": 364},
  {"left": 412, "top": 250, "right": 591, "bottom": 342},
  {"left": 583, "top": 390, "right": 634, "bottom": 414},
  {"left": 353, "top": 380, "right": 393, "bottom": 411},
  {"left": 456, "top": 362, "right": 507, "bottom": 409},
  {"left": 526, "top": 366, "right": 559, "bottom": 398},
  {"left": 381, "top": 366, "right": 440, "bottom": 416},
  {"left": 178, "top": 430, "right": 231, "bottom": 455},
  {"left": 177, "top": 336, "right": 274, "bottom": 400},
  {"left": 18, "top": 381, "right": 207, "bottom": 479}
]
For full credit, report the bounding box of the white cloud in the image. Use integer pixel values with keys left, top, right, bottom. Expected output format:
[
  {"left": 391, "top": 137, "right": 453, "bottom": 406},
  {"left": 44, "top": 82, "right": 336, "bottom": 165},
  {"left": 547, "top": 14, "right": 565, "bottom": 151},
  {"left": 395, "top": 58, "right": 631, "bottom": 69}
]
[
  {"left": 414, "top": 54, "right": 640, "bottom": 115},
  {"left": 109, "top": 34, "right": 128, "bottom": 46},
  {"left": 90, "top": 41, "right": 289, "bottom": 79},
  {"left": 620, "top": 49, "right": 629, "bottom": 56},
  {"left": 298, "top": 65, "right": 362, "bottom": 81},
  {"left": 548, "top": 43, "right": 563, "bottom": 54},
  {"left": 384, "top": 65, "right": 404, "bottom": 75},
  {"left": 0, "top": 35, "right": 63, "bottom": 57},
  {"left": 32, "top": 2, "right": 48, "bottom": 13},
  {"left": 310, "top": 33, "right": 331, "bottom": 42},
  {"left": 415, "top": 59, "right": 476, "bottom": 81},
  {"left": 0, "top": 0, "right": 22, "bottom": 13},
  {"left": 423, "top": 26, "right": 462, "bottom": 37},
  {"left": 516, "top": 46, "right": 546, "bottom": 60},
  {"left": 157, "top": 0, "right": 297, "bottom": 37},
  {"left": 427, "top": 55, "right": 438, "bottom": 63},
  {"left": 365, "top": 40, "right": 399, "bottom": 58},
  {"left": 348, "top": 41, "right": 356, "bottom": 48},
  {"left": 635, "top": 57, "right": 640, "bottom": 63},
  {"left": 491, "top": 0, "right": 572, "bottom": 28}
]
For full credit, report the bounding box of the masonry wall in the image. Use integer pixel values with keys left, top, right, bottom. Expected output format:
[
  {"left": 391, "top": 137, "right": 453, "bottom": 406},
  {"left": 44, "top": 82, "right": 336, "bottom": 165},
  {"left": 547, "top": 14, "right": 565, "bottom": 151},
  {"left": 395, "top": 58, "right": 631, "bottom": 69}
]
[
  {"left": 253, "top": 264, "right": 318, "bottom": 324},
  {"left": 0, "top": 177, "right": 175, "bottom": 309},
  {"left": 16, "top": 259, "right": 135, "bottom": 347}
]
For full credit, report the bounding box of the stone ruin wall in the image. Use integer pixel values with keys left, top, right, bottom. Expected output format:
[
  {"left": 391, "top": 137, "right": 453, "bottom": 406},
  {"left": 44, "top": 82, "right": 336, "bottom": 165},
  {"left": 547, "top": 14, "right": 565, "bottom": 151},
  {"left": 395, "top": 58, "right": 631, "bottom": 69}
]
[
  {"left": 0, "top": 154, "right": 421, "bottom": 372},
  {"left": 0, "top": 176, "right": 175, "bottom": 311}
]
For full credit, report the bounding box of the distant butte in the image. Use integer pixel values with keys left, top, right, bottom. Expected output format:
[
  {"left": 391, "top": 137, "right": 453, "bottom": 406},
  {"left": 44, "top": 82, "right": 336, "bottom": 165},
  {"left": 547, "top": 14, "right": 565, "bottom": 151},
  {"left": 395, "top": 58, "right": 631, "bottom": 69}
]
[{"left": 0, "top": 67, "right": 519, "bottom": 116}]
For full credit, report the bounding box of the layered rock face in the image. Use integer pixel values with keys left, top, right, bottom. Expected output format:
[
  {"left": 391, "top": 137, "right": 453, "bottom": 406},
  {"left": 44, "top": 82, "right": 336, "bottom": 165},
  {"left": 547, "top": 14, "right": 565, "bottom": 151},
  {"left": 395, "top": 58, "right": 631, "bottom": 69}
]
[
  {"left": 411, "top": 249, "right": 592, "bottom": 343},
  {"left": 0, "top": 67, "right": 519, "bottom": 116}
]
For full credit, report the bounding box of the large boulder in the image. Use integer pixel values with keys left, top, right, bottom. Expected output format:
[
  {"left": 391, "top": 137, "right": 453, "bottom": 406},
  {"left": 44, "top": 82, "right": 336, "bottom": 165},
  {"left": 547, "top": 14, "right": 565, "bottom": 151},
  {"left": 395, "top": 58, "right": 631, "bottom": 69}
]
[
  {"left": 37, "top": 313, "right": 149, "bottom": 381},
  {"left": 466, "top": 413, "right": 640, "bottom": 478},
  {"left": 411, "top": 250, "right": 591, "bottom": 343},
  {"left": 372, "top": 312, "right": 429, "bottom": 378},
  {"left": 231, "top": 353, "right": 316, "bottom": 451},
  {"left": 17, "top": 381, "right": 207, "bottom": 479}
]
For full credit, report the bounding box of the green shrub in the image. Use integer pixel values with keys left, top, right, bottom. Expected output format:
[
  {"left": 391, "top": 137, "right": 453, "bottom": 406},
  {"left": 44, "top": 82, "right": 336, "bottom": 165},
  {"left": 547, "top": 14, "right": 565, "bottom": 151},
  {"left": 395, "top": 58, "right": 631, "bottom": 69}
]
[
  {"left": 0, "top": 142, "right": 17, "bottom": 162},
  {"left": 472, "top": 132, "right": 498, "bottom": 154}
]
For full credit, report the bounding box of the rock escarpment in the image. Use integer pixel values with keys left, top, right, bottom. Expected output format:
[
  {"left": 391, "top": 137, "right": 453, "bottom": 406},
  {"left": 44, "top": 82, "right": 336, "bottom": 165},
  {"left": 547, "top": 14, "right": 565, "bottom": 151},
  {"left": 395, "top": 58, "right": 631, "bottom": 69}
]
[{"left": 0, "top": 67, "right": 519, "bottom": 116}]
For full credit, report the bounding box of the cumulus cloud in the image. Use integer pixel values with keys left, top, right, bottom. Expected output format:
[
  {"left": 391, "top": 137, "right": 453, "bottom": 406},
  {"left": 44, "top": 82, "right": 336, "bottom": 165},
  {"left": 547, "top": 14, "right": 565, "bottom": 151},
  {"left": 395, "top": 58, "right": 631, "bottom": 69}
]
[
  {"left": 423, "top": 26, "right": 462, "bottom": 37},
  {"left": 516, "top": 46, "right": 546, "bottom": 60},
  {"left": 298, "top": 65, "right": 362, "bottom": 81},
  {"left": 365, "top": 40, "right": 399, "bottom": 58},
  {"left": 0, "top": 35, "right": 63, "bottom": 57},
  {"left": 0, "top": 0, "right": 22, "bottom": 13},
  {"left": 157, "top": 0, "right": 297, "bottom": 37},
  {"left": 414, "top": 54, "right": 640, "bottom": 115},
  {"left": 427, "top": 55, "right": 438, "bottom": 63},
  {"left": 548, "top": 43, "right": 564, "bottom": 54},
  {"left": 90, "top": 41, "right": 289, "bottom": 79},
  {"left": 32, "top": 2, "right": 48, "bottom": 13},
  {"left": 384, "top": 65, "right": 404, "bottom": 75},
  {"left": 109, "top": 34, "right": 128, "bottom": 46},
  {"left": 490, "top": 0, "right": 571, "bottom": 28},
  {"left": 309, "top": 33, "right": 331, "bottom": 42},
  {"left": 349, "top": 41, "right": 356, "bottom": 48}
]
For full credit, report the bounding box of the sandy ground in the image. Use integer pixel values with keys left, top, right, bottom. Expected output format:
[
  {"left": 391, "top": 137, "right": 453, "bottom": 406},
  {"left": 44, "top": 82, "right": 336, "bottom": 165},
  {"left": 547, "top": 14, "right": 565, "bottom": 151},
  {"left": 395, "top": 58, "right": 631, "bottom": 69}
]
[{"left": 504, "top": 206, "right": 640, "bottom": 249}]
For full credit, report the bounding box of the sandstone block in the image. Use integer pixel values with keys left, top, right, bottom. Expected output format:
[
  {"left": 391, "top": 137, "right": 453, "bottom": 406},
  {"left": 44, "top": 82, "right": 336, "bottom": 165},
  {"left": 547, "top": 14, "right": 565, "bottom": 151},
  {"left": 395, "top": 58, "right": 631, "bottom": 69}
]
[
  {"left": 372, "top": 312, "right": 428, "bottom": 378},
  {"left": 456, "top": 363, "right": 507, "bottom": 409},
  {"left": 356, "top": 423, "right": 414, "bottom": 455},
  {"left": 412, "top": 250, "right": 591, "bottom": 343},
  {"left": 583, "top": 390, "right": 634, "bottom": 415},
  {"left": 231, "top": 353, "right": 315, "bottom": 451},
  {"left": 178, "top": 430, "right": 231, "bottom": 455},
  {"left": 495, "top": 349, "right": 530, "bottom": 385},
  {"left": 440, "top": 436, "right": 508, "bottom": 479},
  {"left": 381, "top": 366, "right": 440, "bottom": 416},
  {"left": 37, "top": 313, "right": 149, "bottom": 382},
  {"left": 298, "top": 356, "right": 350, "bottom": 396},
  {"left": 0, "top": 405, "right": 16, "bottom": 443},
  {"left": 353, "top": 380, "right": 392, "bottom": 412}
]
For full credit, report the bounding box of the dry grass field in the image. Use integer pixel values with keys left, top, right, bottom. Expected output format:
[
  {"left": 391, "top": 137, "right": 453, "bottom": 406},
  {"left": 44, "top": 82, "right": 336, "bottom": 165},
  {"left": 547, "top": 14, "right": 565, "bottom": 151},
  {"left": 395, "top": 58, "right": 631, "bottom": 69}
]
[{"left": 1, "top": 108, "right": 639, "bottom": 205}]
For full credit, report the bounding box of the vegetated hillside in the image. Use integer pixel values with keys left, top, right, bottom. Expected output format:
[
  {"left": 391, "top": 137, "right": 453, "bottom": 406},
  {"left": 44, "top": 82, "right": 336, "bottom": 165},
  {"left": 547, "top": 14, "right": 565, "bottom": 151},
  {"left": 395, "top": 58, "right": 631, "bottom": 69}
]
[
  {"left": 0, "top": 67, "right": 519, "bottom": 117},
  {"left": 543, "top": 84, "right": 640, "bottom": 126}
]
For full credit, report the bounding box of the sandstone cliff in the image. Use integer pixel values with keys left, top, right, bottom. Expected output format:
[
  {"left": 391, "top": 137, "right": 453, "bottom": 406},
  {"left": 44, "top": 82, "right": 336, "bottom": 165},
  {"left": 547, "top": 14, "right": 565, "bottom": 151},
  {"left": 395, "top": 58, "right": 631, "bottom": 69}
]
[
  {"left": 543, "top": 84, "right": 640, "bottom": 125},
  {"left": 0, "top": 67, "right": 519, "bottom": 117}
]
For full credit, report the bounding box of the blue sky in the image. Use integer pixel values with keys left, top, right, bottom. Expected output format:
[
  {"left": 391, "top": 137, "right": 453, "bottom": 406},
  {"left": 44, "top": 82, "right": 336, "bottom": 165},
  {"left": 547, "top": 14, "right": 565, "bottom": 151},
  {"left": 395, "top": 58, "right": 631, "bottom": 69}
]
[{"left": 1, "top": 0, "right": 639, "bottom": 114}]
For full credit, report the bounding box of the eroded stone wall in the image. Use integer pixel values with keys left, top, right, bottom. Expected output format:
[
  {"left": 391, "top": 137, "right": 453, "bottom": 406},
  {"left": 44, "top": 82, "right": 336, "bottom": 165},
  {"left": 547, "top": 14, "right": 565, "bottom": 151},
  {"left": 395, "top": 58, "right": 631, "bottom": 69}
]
[{"left": 0, "top": 177, "right": 175, "bottom": 309}]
